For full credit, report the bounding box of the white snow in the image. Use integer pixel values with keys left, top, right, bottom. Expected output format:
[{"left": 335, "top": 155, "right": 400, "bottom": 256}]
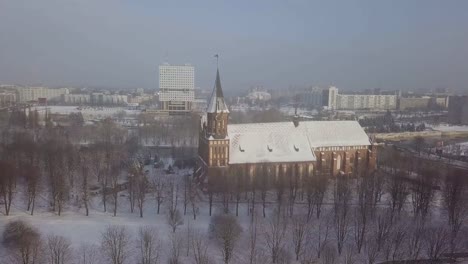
[{"left": 427, "top": 124, "right": 468, "bottom": 132}]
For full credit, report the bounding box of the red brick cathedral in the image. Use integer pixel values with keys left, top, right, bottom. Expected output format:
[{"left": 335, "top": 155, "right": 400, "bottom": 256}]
[{"left": 196, "top": 68, "right": 377, "bottom": 189}]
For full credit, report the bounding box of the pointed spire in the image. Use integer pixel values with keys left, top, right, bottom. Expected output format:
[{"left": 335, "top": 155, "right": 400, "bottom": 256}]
[
  {"left": 207, "top": 67, "right": 229, "bottom": 114},
  {"left": 215, "top": 69, "right": 224, "bottom": 98}
]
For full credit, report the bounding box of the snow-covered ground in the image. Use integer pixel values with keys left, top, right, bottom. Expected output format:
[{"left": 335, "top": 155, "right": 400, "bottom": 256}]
[
  {"left": 439, "top": 141, "right": 468, "bottom": 156},
  {"left": 427, "top": 123, "right": 468, "bottom": 132},
  {"left": 1, "top": 163, "right": 466, "bottom": 263}
]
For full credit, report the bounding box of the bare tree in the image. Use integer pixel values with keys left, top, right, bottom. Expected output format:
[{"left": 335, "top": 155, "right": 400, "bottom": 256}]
[
  {"left": 168, "top": 232, "right": 183, "bottom": 264},
  {"left": 343, "top": 244, "right": 356, "bottom": 264},
  {"left": 43, "top": 137, "right": 73, "bottom": 216},
  {"left": 101, "top": 225, "right": 131, "bottom": 264},
  {"left": 78, "top": 151, "right": 92, "bottom": 216},
  {"left": 167, "top": 181, "right": 184, "bottom": 233},
  {"left": 0, "top": 160, "right": 17, "bottom": 215},
  {"left": 210, "top": 214, "right": 243, "bottom": 264},
  {"left": 383, "top": 222, "right": 407, "bottom": 261},
  {"left": 183, "top": 174, "right": 189, "bottom": 215},
  {"left": 2, "top": 220, "right": 43, "bottom": 264},
  {"left": 333, "top": 177, "right": 351, "bottom": 255},
  {"left": 305, "top": 171, "right": 328, "bottom": 220},
  {"left": 247, "top": 213, "right": 260, "bottom": 264},
  {"left": 275, "top": 165, "right": 286, "bottom": 215},
  {"left": 425, "top": 226, "right": 449, "bottom": 262},
  {"left": 314, "top": 213, "right": 331, "bottom": 259},
  {"left": 167, "top": 208, "right": 184, "bottom": 233},
  {"left": 288, "top": 164, "right": 300, "bottom": 217},
  {"left": 153, "top": 177, "right": 165, "bottom": 215},
  {"left": 89, "top": 147, "right": 107, "bottom": 212},
  {"left": 411, "top": 168, "right": 436, "bottom": 221},
  {"left": 192, "top": 232, "right": 212, "bottom": 264},
  {"left": 407, "top": 219, "right": 425, "bottom": 260},
  {"left": 321, "top": 245, "right": 337, "bottom": 264},
  {"left": 189, "top": 178, "right": 199, "bottom": 220},
  {"left": 291, "top": 215, "right": 307, "bottom": 261},
  {"left": 374, "top": 209, "right": 393, "bottom": 252},
  {"left": 365, "top": 235, "right": 380, "bottom": 264},
  {"left": 413, "top": 136, "right": 425, "bottom": 155},
  {"left": 443, "top": 170, "right": 468, "bottom": 254},
  {"left": 46, "top": 234, "right": 73, "bottom": 264},
  {"left": 265, "top": 213, "right": 288, "bottom": 263},
  {"left": 77, "top": 243, "right": 100, "bottom": 264},
  {"left": 137, "top": 226, "right": 160, "bottom": 264},
  {"left": 233, "top": 167, "right": 244, "bottom": 217},
  {"left": 127, "top": 167, "right": 137, "bottom": 214},
  {"left": 259, "top": 165, "right": 269, "bottom": 218},
  {"left": 387, "top": 172, "right": 409, "bottom": 217},
  {"left": 220, "top": 173, "right": 232, "bottom": 214},
  {"left": 133, "top": 165, "right": 148, "bottom": 218},
  {"left": 24, "top": 164, "right": 40, "bottom": 216},
  {"left": 354, "top": 173, "right": 374, "bottom": 254}
]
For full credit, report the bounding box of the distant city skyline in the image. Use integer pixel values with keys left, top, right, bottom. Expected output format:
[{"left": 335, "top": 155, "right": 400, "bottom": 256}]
[{"left": 1, "top": 0, "right": 468, "bottom": 93}]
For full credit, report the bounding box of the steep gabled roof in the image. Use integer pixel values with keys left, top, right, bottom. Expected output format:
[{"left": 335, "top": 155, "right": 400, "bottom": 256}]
[{"left": 207, "top": 69, "right": 229, "bottom": 113}]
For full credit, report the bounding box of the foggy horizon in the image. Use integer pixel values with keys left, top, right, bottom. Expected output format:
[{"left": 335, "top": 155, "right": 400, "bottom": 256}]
[{"left": 1, "top": 0, "right": 468, "bottom": 93}]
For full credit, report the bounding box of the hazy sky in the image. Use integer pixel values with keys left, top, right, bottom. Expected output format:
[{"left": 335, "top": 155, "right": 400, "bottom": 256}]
[{"left": 1, "top": 0, "right": 467, "bottom": 93}]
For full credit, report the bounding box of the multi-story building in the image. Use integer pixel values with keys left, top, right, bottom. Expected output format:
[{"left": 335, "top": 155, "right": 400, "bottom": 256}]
[
  {"left": 196, "top": 68, "right": 377, "bottom": 191},
  {"left": 0, "top": 91, "right": 17, "bottom": 107},
  {"left": 336, "top": 94, "right": 397, "bottom": 110},
  {"left": 16, "top": 87, "right": 69, "bottom": 102},
  {"left": 299, "top": 86, "right": 322, "bottom": 109},
  {"left": 322, "top": 86, "right": 338, "bottom": 109},
  {"left": 62, "top": 94, "right": 91, "bottom": 104},
  {"left": 398, "top": 97, "right": 431, "bottom": 110},
  {"left": 159, "top": 64, "right": 195, "bottom": 114},
  {"left": 448, "top": 96, "right": 468, "bottom": 125},
  {"left": 90, "top": 93, "right": 127, "bottom": 105}
]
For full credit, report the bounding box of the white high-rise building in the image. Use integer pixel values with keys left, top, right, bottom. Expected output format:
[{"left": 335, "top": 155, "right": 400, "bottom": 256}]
[
  {"left": 321, "top": 86, "right": 338, "bottom": 110},
  {"left": 159, "top": 64, "right": 195, "bottom": 114}
]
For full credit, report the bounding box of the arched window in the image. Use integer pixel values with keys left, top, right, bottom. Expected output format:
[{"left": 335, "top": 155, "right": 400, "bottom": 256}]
[{"left": 336, "top": 154, "right": 342, "bottom": 171}]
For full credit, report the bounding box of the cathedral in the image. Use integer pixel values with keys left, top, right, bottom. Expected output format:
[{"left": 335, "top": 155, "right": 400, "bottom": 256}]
[{"left": 196, "top": 68, "right": 377, "bottom": 190}]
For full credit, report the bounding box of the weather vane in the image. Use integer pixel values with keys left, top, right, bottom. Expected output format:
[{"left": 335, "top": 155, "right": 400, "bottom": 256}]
[{"left": 214, "top": 54, "right": 219, "bottom": 68}]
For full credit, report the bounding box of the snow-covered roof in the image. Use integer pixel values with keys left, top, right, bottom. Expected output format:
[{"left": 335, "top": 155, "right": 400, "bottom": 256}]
[
  {"left": 228, "top": 122, "right": 316, "bottom": 164},
  {"left": 207, "top": 69, "right": 229, "bottom": 114},
  {"left": 302, "top": 121, "right": 371, "bottom": 148},
  {"left": 227, "top": 120, "right": 370, "bottom": 164}
]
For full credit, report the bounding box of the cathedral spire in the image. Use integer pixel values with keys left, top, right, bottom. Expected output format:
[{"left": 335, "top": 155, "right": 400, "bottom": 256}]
[{"left": 207, "top": 67, "right": 229, "bottom": 113}]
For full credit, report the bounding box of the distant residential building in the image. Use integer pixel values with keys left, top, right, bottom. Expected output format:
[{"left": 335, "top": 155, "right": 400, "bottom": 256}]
[
  {"left": 62, "top": 94, "right": 91, "bottom": 104},
  {"left": 192, "top": 98, "right": 208, "bottom": 112},
  {"left": 448, "top": 96, "right": 468, "bottom": 125},
  {"left": 90, "top": 93, "right": 127, "bottom": 105},
  {"left": 159, "top": 64, "right": 195, "bottom": 114},
  {"left": 0, "top": 91, "right": 16, "bottom": 107},
  {"left": 299, "top": 86, "right": 322, "bottom": 109},
  {"left": 322, "top": 86, "right": 338, "bottom": 110},
  {"left": 17, "top": 87, "right": 69, "bottom": 102},
  {"left": 398, "top": 97, "right": 431, "bottom": 110},
  {"left": 246, "top": 87, "right": 271, "bottom": 102},
  {"left": 336, "top": 94, "right": 397, "bottom": 110},
  {"left": 432, "top": 96, "right": 449, "bottom": 108},
  {"left": 128, "top": 95, "right": 153, "bottom": 104}
]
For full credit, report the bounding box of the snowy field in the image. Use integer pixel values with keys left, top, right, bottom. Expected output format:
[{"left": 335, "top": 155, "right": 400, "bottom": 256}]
[
  {"left": 439, "top": 141, "right": 468, "bottom": 156},
  {"left": 427, "top": 123, "right": 468, "bottom": 132}
]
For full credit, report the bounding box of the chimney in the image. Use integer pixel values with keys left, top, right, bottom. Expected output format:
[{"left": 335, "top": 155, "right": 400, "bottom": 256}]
[{"left": 293, "top": 115, "right": 300, "bottom": 127}]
